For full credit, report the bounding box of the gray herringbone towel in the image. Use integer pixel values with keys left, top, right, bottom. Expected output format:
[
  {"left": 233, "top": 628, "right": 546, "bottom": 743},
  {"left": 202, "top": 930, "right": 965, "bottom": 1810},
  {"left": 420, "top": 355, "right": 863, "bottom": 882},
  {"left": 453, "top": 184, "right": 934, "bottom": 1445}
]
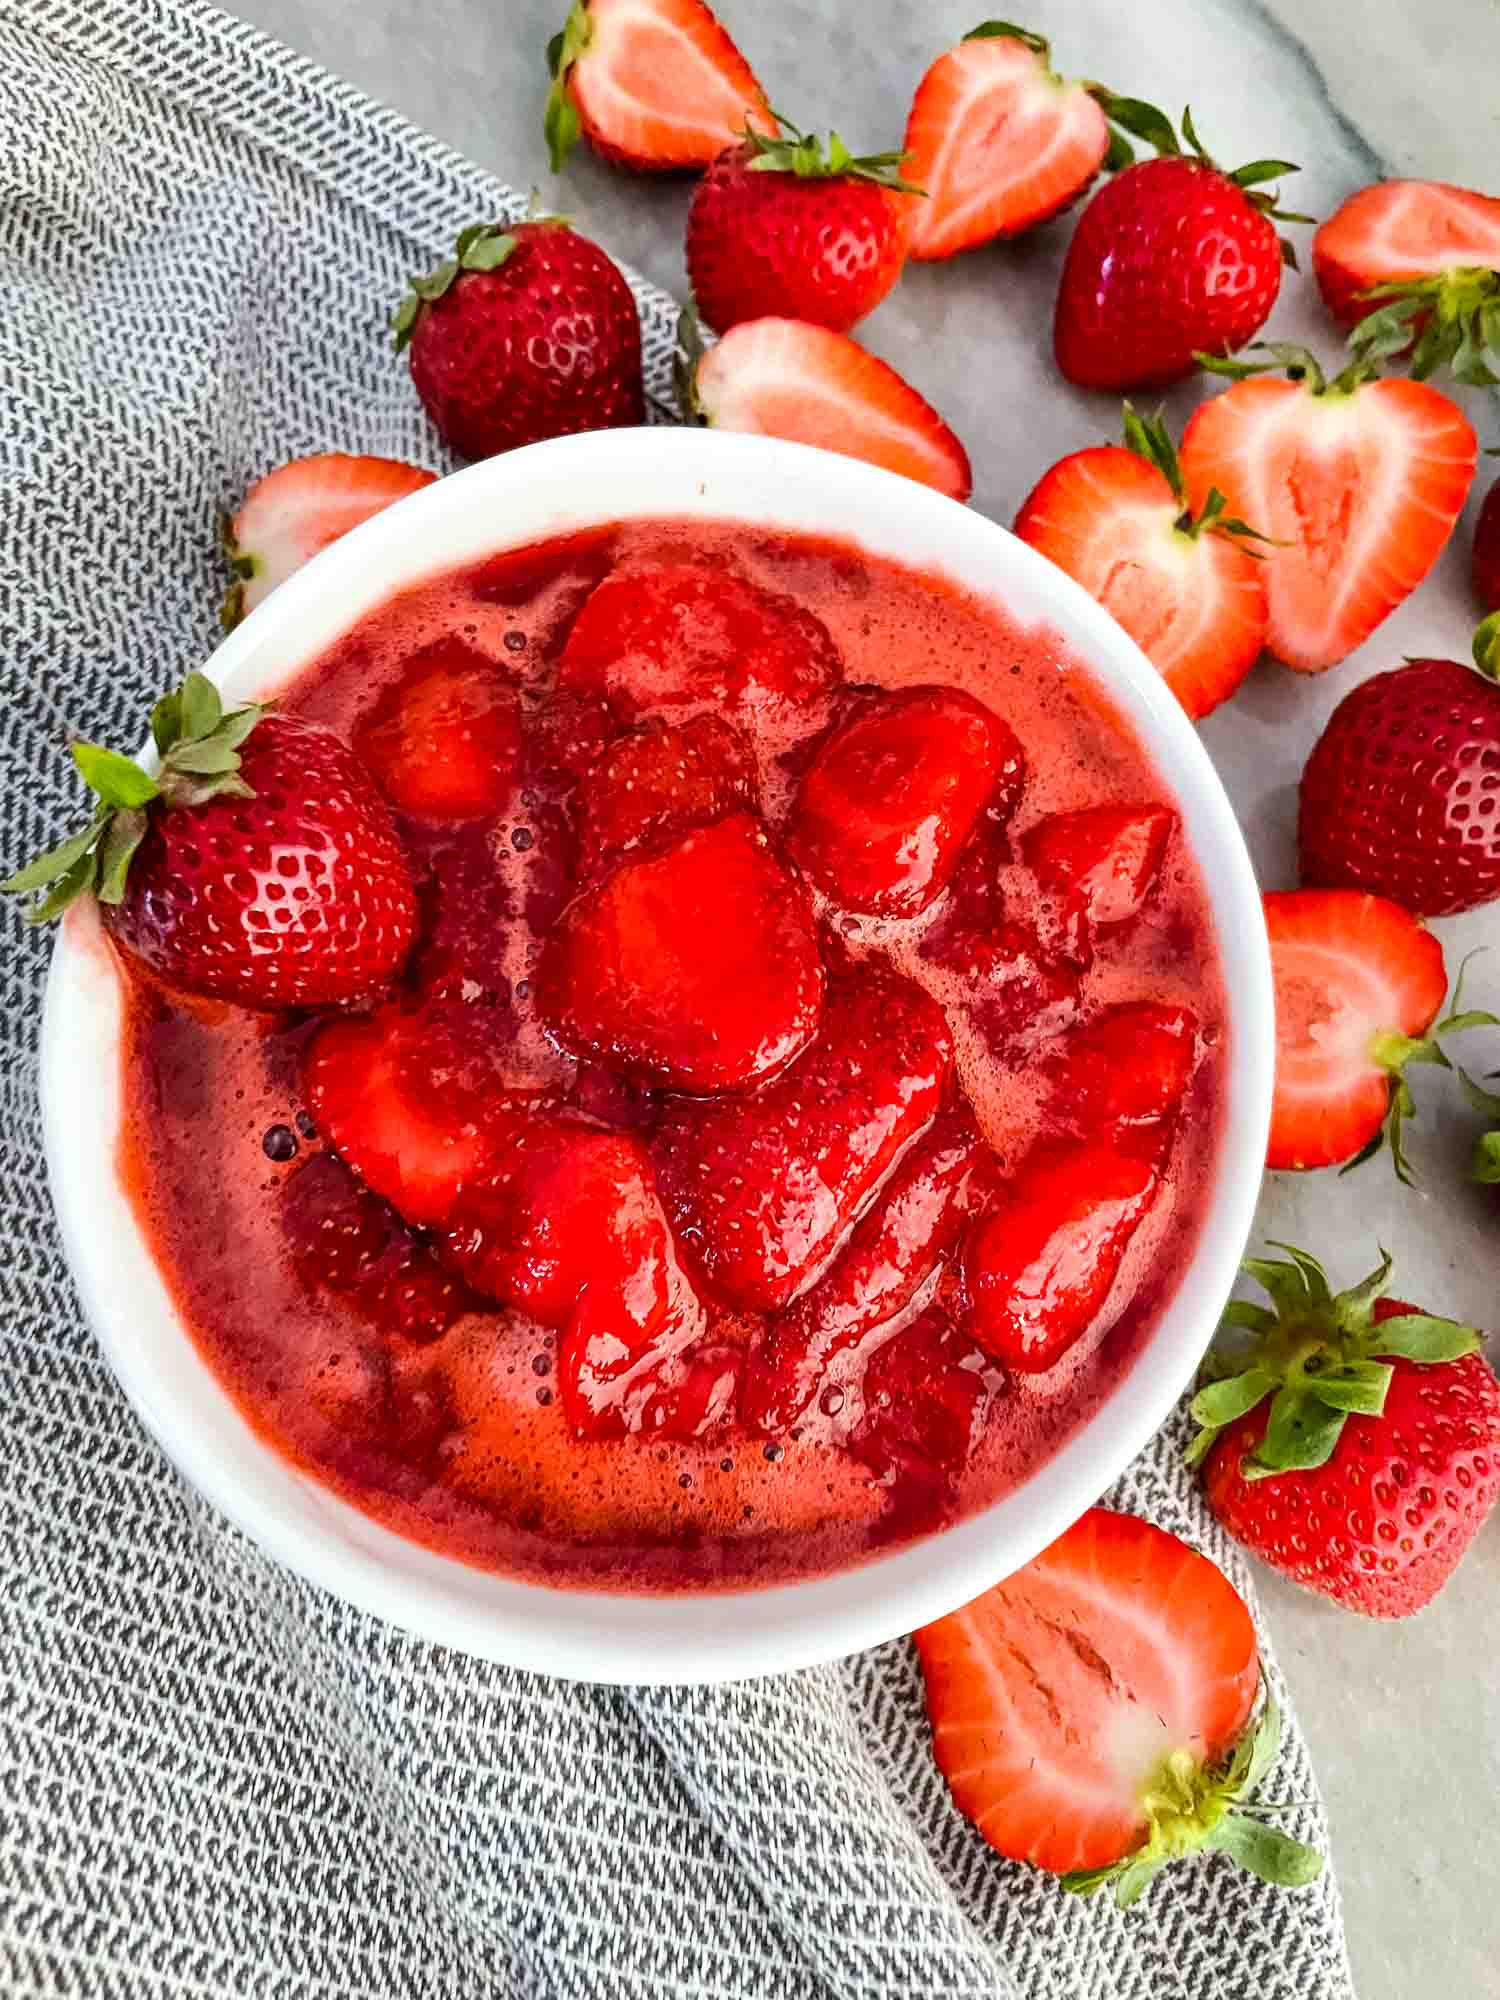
[{"left": 0, "top": 5, "right": 1356, "bottom": 1995}]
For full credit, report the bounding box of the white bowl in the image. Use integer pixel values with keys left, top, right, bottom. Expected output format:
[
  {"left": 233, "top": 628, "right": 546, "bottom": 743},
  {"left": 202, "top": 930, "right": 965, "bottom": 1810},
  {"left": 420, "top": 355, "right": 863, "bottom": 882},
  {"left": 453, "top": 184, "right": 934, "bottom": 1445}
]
[{"left": 41, "top": 427, "right": 1273, "bottom": 1685}]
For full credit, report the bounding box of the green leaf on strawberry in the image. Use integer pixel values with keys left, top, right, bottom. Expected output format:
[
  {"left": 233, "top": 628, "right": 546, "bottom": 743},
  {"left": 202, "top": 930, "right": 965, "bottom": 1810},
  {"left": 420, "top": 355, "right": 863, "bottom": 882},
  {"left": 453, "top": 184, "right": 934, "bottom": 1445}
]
[
  {"left": 743, "top": 112, "right": 926, "bottom": 196},
  {"left": 1189, "top": 1243, "right": 1481, "bottom": 1476},
  {"left": 1346, "top": 264, "right": 1500, "bottom": 388},
  {"left": 1, "top": 670, "right": 264, "bottom": 922}
]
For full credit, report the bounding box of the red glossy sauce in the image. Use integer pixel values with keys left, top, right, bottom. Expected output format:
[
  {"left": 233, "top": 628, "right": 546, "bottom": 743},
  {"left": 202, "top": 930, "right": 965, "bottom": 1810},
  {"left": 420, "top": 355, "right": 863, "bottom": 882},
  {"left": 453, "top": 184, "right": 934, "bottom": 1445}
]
[{"left": 118, "top": 520, "right": 1228, "bottom": 1593}]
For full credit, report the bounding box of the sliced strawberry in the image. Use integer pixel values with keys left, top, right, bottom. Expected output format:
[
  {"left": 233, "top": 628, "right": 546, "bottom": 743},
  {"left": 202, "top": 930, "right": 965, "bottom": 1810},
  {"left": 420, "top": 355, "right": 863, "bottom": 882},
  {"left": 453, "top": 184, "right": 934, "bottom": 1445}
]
[
  {"left": 653, "top": 965, "right": 953, "bottom": 1312},
  {"left": 851, "top": 1306, "right": 1001, "bottom": 1497},
  {"left": 1014, "top": 411, "right": 1268, "bottom": 721},
  {"left": 558, "top": 562, "right": 842, "bottom": 724},
  {"left": 573, "top": 713, "right": 754, "bottom": 874},
  {"left": 915, "top": 1508, "right": 1270, "bottom": 1886},
  {"left": 545, "top": 0, "right": 773, "bottom": 173},
  {"left": 788, "top": 686, "right": 1020, "bottom": 918},
  {"left": 304, "top": 1000, "right": 533, "bottom": 1228},
  {"left": 1312, "top": 180, "right": 1500, "bottom": 327},
  {"left": 743, "top": 1108, "right": 992, "bottom": 1431},
  {"left": 1024, "top": 802, "right": 1176, "bottom": 931},
  {"left": 537, "top": 813, "right": 825, "bottom": 1092},
  {"left": 687, "top": 317, "right": 972, "bottom": 501},
  {"left": 355, "top": 640, "right": 523, "bottom": 820},
  {"left": 903, "top": 24, "right": 1109, "bottom": 260},
  {"left": 222, "top": 454, "right": 436, "bottom": 627},
  {"left": 1179, "top": 361, "right": 1477, "bottom": 673},
  {"left": 963, "top": 1140, "right": 1158, "bottom": 1372},
  {"left": 1043, "top": 1001, "right": 1199, "bottom": 1132},
  {"left": 1263, "top": 889, "right": 1449, "bottom": 1175}
]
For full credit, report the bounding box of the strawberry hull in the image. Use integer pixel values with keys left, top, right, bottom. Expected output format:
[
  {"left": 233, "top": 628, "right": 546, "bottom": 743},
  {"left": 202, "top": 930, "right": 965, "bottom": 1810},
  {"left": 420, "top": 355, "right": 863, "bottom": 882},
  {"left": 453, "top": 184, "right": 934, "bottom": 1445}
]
[{"left": 114, "top": 515, "right": 1228, "bottom": 1594}]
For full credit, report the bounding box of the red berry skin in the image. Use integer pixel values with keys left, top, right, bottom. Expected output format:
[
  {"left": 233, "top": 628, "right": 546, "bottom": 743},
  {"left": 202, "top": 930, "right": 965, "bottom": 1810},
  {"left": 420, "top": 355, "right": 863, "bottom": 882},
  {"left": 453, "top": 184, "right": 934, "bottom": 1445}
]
[
  {"left": 1054, "top": 158, "right": 1283, "bottom": 390},
  {"left": 407, "top": 222, "right": 643, "bottom": 460},
  {"left": 1204, "top": 1303, "right": 1500, "bottom": 1617},
  {"left": 1475, "top": 476, "right": 1500, "bottom": 613},
  {"left": 1299, "top": 658, "right": 1500, "bottom": 915},
  {"left": 686, "top": 144, "right": 912, "bottom": 334},
  {"left": 109, "top": 715, "right": 417, "bottom": 1009}
]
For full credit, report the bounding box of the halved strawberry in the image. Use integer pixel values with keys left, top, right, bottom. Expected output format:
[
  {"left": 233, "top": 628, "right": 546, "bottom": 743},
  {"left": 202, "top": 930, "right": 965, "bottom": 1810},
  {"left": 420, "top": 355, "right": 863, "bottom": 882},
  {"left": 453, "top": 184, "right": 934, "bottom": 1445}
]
[
  {"left": 1023, "top": 802, "right": 1176, "bottom": 931},
  {"left": 573, "top": 712, "right": 754, "bottom": 873},
  {"left": 221, "top": 455, "right": 436, "bottom": 628},
  {"left": 963, "top": 1141, "right": 1158, "bottom": 1372},
  {"left": 355, "top": 639, "right": 523, "bottom": 820},
  {"left": 788, "top": 686, "right": 1020, "bottom": 917},
  {"left": 1262, "top": 889, "right": 1451, "bottom": 1177},
  {"left": 1179, "top": 348, "right": 1477, "bottom": 672},
  {"left": 558, "top": 562, "right": 842, "bottom": 724},
  {"left": 916, "top": 1508, "right": 1319, "bottom": 1902},
  {"left": 682, "top": 315, "right": 972, "bottom": 501},
  {"left": 903, "top": 22, "right": 1110, "bottom": 260},
  {"left": 1014, "top": 406, "right": 1268, "bottom": 720},
  {"left": 1313, "top": 181, "right": 1500, "bottom": 386},
  {"left": 304, "top": 1000, "right": 534, "bottom": 1228},
  {"left": 544, "top": 0, "right": 772, "bottom": 173},
  {"left": 743, "top": 1108, "right": 992, "bottom": 1432},
  {"left": 1044, "top": 1001, "right": 1199, "bottom": 1132},
  {"left": 537, "top": 813, "right": 825, "bottom": 1092},
  {"left": 652, "top": 965, "right": 953, "bottom": 1312}
]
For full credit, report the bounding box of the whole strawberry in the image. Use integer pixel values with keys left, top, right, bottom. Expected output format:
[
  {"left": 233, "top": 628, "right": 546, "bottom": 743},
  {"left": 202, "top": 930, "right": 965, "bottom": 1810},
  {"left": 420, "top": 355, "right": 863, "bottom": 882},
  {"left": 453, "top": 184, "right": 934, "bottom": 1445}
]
[
  {"left": 1299, "top": 616, "right": 1500, "bottom": 914},
  {"left": 686, "top": 117, "right": 921, "bottom": 334},
  {"left": 1475, "top": 475, "right": 1500, "bottom": 612},
  {"left": 394, "top": 219, "right": 643, "bottom": 460},
  {"left": 1190, "top": 1245, "right": 1500, "bottom": 1617},
  {"left": 3, "top": 671, "right": 416, "bottom": 1009},
  {"left": 1054, "top": 101, "right": 1307, "bottom": 390}
]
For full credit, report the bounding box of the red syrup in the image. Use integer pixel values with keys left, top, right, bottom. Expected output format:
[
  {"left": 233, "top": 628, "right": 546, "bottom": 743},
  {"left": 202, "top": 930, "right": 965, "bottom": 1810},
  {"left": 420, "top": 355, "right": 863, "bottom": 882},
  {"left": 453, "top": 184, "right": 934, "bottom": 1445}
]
[{"left": 117, "top": 518, "right": 1227, "bottom": 1593}]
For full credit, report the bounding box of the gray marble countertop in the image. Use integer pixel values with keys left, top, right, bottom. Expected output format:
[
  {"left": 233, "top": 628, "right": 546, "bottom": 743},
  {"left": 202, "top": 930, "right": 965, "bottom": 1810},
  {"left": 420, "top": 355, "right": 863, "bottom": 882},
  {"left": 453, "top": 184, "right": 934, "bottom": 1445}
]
[{"left": 230, "top": 3, "right": 1500, "bottom": 1993}]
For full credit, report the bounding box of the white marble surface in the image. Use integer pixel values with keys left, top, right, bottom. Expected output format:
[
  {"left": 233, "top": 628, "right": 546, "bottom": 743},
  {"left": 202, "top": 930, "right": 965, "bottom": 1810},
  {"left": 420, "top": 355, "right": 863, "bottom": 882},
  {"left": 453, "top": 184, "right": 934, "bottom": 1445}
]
[{"left": 224, "top": 2, "right": 1500, "bottom": 1993}]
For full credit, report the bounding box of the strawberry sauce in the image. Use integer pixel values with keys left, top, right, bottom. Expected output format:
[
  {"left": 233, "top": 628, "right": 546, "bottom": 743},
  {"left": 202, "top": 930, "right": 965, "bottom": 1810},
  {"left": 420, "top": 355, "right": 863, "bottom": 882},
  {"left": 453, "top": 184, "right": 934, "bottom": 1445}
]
[{"left": 118, "top": 519, "right": 1227, "bottom": 1593}]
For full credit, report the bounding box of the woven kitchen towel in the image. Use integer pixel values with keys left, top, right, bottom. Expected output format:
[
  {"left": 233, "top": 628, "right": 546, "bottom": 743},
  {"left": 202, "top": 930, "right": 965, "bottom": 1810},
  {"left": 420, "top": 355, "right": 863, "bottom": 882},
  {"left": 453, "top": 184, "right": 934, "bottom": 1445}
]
[{"left": 0, "top": 5, "right": 1356, "bottom": 1996}]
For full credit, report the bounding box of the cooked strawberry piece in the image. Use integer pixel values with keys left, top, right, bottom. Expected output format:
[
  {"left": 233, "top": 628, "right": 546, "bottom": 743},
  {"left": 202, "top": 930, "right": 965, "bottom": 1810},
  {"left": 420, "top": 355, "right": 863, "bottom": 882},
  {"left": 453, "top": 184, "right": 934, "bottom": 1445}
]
[
  {"left": 1263, "top": 889, "right": 1449, "bottom": 1173},
  {"left": 538, "top": 813, "right": 823, "bottom": 1091},
  {"left": 356, "top": 640, "right": 523, "bottom": 820},
  {"left": 558, "top": 562, "right": 842, "bottom": 723},
  {"left": 915, "top": 1508, "right": 1266, "bottom": 1884},
  {"left": 964, "top": 1141, "right": 1158, "bottom": 1372},
  {"left": 222, "top": 454, "right": 436, "bottom": 626},
  {"left": 1024, "top": 803, "right": 1175, "bottom": 931},
  {"left": 441, "top": 1118, "right": 671, "bottom": 1326},
  {"left": 1312, "top": 180, "right": 1500, "bottom": 328},
  {"left": 653, "top": 965, "right": 953, "bottom": 1313},
  {"left": 1043, "top": 1001, "right": 1199, "bottom": 1132},
  {"left": 1193, "top": 1247, "right": 1500, "bottom": 1617},
  {"left": 280, "top": 1151, "right": 481, "bottom": 1344},
  {"left": 903, "top": 24, "right": 1109, "bottom": 260},
  {"left": 1298, "top": 652, "right": 1500, "bottom": 916},
  {"left": 1179, "top": 364, "right": 1477, "bottom": 672},
  {"left": 851, "top": 1307, "right": 1000, "bottom": 1489},
  {"left": 1014, "top": 415, "right": 1268, "bottom": 721},
  {"left": 544, "top": 0, "right": 773, "bottom": 173},
  {"left": 397, "top": 220, "right": 643, "bottom": 462},
  {"left": 523, "top": 691, "right": 616, "bottom": 794},
  {"left": 788, "top": 686, "right": 1021, "bottom": 918},
  {"left": 744, "top": 1108, "right": 993, "bottom": 1431},
  {"left": 406, "top": 822, "right": 516, "bottom": 1007},
  {"left": 574, "top": 713, "right": 755, "bottom": 873},
  {"left": 688, "top": 318, "right": 972, "bottom": 502},
  {"left": 304, "top": 999, "right": 532, "bottom": 1228},
  {"left": 562, "top": 1322, "right": 737, "bottom": 1443},
  {"left": 685, "top": 121, "right": 919, "bottom": 336}
]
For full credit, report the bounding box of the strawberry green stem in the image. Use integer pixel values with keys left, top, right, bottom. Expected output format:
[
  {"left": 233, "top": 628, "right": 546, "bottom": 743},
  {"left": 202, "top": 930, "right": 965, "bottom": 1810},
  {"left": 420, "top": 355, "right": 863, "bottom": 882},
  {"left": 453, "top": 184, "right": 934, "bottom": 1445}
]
[
  {"left": 744, "top": 112, "right": 926, "bottom": 195},
  {"left": 1346, "top": 265, "right": 1500, "bottom": 388},
  {"left": 1187, "top": 1242, "right": 1482, "bottom": 1479},
  {"left": 1063, "top": 1690, "right": 1321, "bottom": 1907}
]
